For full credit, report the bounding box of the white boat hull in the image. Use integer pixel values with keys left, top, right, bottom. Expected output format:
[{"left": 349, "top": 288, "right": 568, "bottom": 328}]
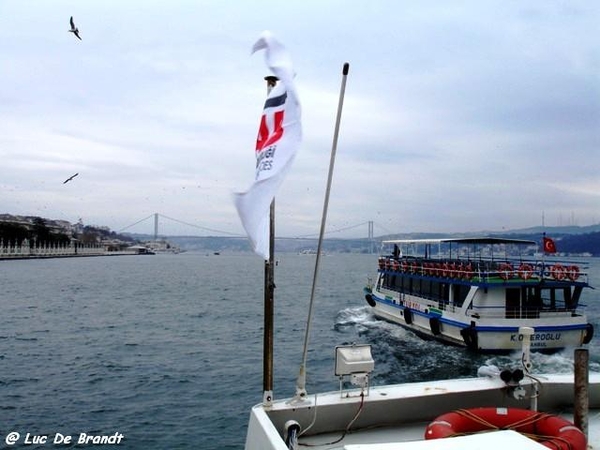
[{"left": 370, "top": 291, "right": 590, "bottom": 352}]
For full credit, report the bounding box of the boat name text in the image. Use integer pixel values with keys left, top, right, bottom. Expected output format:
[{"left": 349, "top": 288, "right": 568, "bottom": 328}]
[{"left": 510, "top": 332, "right": 561, "bottom": 342}]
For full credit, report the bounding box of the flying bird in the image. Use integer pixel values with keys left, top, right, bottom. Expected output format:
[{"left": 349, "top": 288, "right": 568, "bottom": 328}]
[
  {"left": 63, "top": 173, "right": 79, "bottom": 184},
  {"left": 69, "top": 16, "right": 81, "bottom": 40}
]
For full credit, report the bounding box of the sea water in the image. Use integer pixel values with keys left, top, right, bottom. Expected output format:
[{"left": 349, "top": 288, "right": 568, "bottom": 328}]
[{"left": 1, "top": 253, "right": 598, "bottom": 449}]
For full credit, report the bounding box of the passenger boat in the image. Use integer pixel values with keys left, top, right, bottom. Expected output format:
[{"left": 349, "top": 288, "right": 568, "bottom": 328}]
[{"left": 364, "top": 237, "right": 594, "bottom": 353}]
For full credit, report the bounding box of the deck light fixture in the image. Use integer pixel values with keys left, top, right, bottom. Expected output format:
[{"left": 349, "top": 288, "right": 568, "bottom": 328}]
[{"left": 335, "top": 343, "right": 374, "bottom": 396}]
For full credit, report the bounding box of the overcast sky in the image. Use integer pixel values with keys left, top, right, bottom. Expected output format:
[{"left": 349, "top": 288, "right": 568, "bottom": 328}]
[{"left": 1, "top": 1, "right": 598, "bottom": 239}]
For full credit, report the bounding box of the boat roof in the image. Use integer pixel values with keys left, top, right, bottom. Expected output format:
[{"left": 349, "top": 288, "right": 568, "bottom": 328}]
[{"left": 382, "top": 237, "right": 537, "bottom": 246}]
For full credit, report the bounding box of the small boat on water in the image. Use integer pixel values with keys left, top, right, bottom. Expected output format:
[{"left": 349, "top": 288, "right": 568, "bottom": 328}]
[{"left": 364, "top": 237, "right": 594, "bottom": 353}]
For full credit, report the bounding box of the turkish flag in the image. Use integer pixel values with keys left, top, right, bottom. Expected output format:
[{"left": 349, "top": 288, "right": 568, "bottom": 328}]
[{"left": 543, "top": 237, "right": 557, "bottom": 253}]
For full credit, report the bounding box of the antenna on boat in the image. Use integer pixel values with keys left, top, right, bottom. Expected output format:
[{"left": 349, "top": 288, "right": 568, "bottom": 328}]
[
  {"left": 293, "top": 62, "right": 350, "bottom": 402},
  {"left": 263, "top": 74, "right": 278, "bottom": 407}
]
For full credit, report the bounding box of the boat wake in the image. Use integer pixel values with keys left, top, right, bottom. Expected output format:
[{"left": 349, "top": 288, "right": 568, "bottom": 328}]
[
  {"left": 333, "top": 306, "right": 599, "bottom": 386},
  {"left": 484, "top": 349, "right": 600, "bottom": 375}
]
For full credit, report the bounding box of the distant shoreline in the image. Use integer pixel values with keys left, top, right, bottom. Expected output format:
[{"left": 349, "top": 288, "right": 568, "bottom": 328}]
[{"left": 0, "top": 251, "right": 154, "bottom": 261}]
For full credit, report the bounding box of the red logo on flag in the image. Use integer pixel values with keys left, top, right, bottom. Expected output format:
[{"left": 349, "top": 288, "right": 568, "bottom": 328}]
[
  {"left": 256, "top": 110, "right": 284, "bottom": 152},
  {"left": 543, "top": 237, "right": 557, "bottom": 253}
]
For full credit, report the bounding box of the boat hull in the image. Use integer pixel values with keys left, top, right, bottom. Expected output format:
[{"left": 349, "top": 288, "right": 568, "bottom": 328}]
[{"left": 366, "top": 289, "right": 591, "bottom": 353}]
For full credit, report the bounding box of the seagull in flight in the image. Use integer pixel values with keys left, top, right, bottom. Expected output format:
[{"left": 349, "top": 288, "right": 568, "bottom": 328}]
[
  {"left": 63, "top": 173, "right": 79, "bottom": 184},
  {"left": 69, "top": 16, "right": 82, "bottom": 40}
]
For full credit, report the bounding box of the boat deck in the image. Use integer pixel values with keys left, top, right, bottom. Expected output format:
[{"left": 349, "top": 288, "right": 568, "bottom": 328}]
[{"left": 246, "top": 372, "right": 600, "bottom": 450}]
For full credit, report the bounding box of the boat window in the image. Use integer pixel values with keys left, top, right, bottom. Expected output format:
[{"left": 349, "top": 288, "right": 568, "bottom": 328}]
[
  {"left": 452, "top": 284, "right": 469, "bottom": 308},
  {"left": 505, "top": 288, "right": 521, "bottom": 318},
  {"left": 521, "top": 287, "right": 542, "bottom": 318},
  {"left": 571, "top": 286, "right": 582, "bottom": 309},
  {"left": 563, "top": 287, "right": 572, "bottom": 309},
  {"left": 441, "top": 283, "right": 450, "bottom": 303},
  {"left": 538, "top": 287, "right": 575, "bottom": 311},
  {"left": 504, "top": 287, "right": 581, "bottom": 314},
  {"left": 421, "top": 279, "right": 432, "bottom": 298}
]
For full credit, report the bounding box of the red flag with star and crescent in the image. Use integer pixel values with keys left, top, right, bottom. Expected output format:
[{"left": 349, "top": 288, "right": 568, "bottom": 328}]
[{"left": 543, "top": 236, "right": 557, "bottom": 254}]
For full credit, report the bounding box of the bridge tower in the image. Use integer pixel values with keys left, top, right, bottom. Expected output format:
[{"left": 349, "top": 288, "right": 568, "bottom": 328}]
[{"left": 154, "top": 213, "right": 159, "bottom": 241}]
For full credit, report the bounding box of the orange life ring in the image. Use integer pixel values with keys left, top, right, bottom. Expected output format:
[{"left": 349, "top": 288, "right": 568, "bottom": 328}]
[
  {"left": 442, "top": 262, "right": 449, "bottom": 277},
  {"left": 449, "top": 262, "right": 457, "bottom": 278},
  {"left": 551, "top": 264, "right": 567, "bottom": 281},
  {"left": 499, "top": 263, "right": 513, "bottom": 280},
  {"left": 424, "top": 262, "right": 432, "bottom": 276},
  {"left": 567, "top": 265, "right": 580, "bottom": 281},
  {"left": 518, "top": 263, "right": 533, "bottom": 280},
  {"left": 463, "top": 262, "right": 473, "bottom": 280},
  {"left": 425, "top": 407, "right": 586, "bottom": 450},
  {"left": 456, "top": 262, "right": 464, "bottom": 279}
]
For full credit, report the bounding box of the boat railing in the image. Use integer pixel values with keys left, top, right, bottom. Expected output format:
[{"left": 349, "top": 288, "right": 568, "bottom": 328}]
[{"left": 377, "top": 255, "right": 589, "bottom": 285}]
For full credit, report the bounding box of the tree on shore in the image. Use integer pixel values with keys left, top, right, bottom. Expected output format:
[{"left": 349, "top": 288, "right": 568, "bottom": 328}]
[{"left": 0, "top": 222, "right": 29, "bottom": 244}]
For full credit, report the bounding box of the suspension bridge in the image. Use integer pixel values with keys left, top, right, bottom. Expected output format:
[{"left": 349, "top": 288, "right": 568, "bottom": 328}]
[{"left": 117, "top": 213, "right": 391, "bottom": 243}]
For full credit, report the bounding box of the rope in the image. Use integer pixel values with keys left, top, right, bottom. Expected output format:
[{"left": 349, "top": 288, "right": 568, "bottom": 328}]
[
  {"left": 299, "top": 391, "right": 365, "bottom": 447},
  {"left": 447, "top": 409, "right": 577, "bottom": 450}
]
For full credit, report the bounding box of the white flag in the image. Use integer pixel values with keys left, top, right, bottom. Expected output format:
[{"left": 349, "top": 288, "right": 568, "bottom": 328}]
[{"left": 233, "top": 31, "right": 302, "bottom": 260}]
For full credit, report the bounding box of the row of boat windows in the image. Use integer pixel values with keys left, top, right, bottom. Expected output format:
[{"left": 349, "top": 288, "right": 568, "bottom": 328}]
[
  {"left": 380, "top": 273, "right": 471, "bottom": 307},
  {"left": 380, "top": 273, "right": 582, "bottom": 313}
]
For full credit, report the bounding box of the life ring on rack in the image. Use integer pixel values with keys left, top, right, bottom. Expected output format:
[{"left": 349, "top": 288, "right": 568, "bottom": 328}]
[
  {"left": 448, "top": 262, "right": 457, "bottom": 278},
  {"left": 463, "top": 262, "right": 473, "bottom": 280},
  {"left": 423, "top": 262, "right": 430, "bottom": 275},
  {"left": 441, "top": 263, "right": 449, "bottom": 277},
  {"left": 378, "top": 258, "right": 385, "bottom": 270},
  {"left": 391, "top": 259, "right": 399, "bottom": 271},
  {"left": 567, "top": 265, "right": 580, "bottom": 281},
  {"left": 400, "top": 261, "right": 408, "bottom": 272},
  {"left": 425, "top": 407, "right": 586, "bottom": 450},
  {"left": 456, "top": 263, "right": 465, "bottom": 279},
  {"left": 518, "top": 263, "right": 533, "bottom": 280},
  {"left": 551, "top": 264, "right": 567, "bottom": 281},
  {"left": 498, "top": 263, "right": 513, "bottom": 280}
]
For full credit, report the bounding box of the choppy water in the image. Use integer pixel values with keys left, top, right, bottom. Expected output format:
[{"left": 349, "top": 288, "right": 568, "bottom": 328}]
[{"left": 1, "top": 253, "right": 598, "bottom": 449}]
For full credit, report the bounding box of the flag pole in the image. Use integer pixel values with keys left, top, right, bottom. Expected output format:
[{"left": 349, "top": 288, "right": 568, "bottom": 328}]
[
  {"left": 294, "top": 62, "right": 350, "bottom": 401},
  {"left": 263, "top": 75, "right": 278, "bottom": 407}
]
